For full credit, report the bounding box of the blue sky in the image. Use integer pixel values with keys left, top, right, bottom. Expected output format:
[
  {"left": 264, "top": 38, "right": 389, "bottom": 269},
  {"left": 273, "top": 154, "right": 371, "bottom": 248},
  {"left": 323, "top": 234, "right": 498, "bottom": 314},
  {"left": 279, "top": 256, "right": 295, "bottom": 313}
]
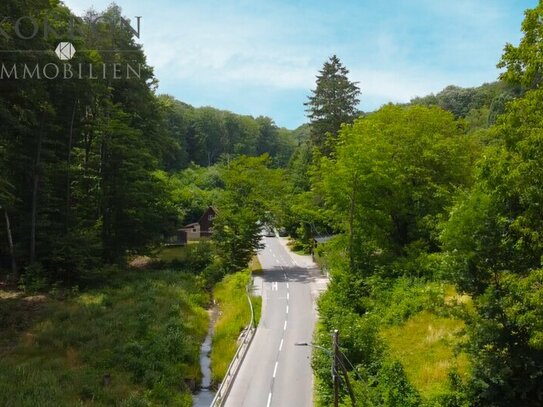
[{"left": 64, "top": 0, "right": 537, "bottom": 129}]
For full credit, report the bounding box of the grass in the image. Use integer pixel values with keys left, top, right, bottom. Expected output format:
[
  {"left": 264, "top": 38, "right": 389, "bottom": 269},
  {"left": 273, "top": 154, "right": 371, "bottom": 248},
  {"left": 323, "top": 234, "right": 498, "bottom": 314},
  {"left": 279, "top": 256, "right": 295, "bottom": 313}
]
[
  {"left": 380, "top": 310, "right": 469, "bottom": 400},
  {"left": 0, "top": 269, "right": 209, "bottom": 406},
  {"left": 248, "top": 256, "right": 263, "bottom": 274},
  {"left": 155, "top": 245, "right": 192, "bottom": 263},
  {"left": 210, "top": 270, "right": 261, "bottom": 384}
]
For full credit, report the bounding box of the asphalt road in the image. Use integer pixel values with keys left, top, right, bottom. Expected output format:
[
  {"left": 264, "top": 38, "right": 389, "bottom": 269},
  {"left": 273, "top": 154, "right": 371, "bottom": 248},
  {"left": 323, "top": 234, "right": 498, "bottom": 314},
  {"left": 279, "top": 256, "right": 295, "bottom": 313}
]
[{"left": 224, "top": 235, "right": 327, "bottom": 407}]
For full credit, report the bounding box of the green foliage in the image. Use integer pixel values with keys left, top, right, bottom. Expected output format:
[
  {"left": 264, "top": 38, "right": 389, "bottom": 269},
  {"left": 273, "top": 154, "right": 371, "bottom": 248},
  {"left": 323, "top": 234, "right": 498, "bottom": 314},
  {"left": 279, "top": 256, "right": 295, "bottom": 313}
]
[
  {"left": 312, "top": 104, "right": 478, "bottom": 406},
  {"left": 441, "top": 89, "right": 543, "bottom": 292},
  {"left": 411, "top": 82, "right": 521, "bottom": 122},
  {"left": 375, "top": 361, "right": 422, "bottom": 407},
  {"left": 462, "top": 272, "right": 543, "bottom": 406},
  {"left": 438, "top": 33, "right": 543, "bottom": 403},
  {"left": 0, "top": 2, "right": 177, "bottom": 281},
  {"left": 157, "top": 95, "right": 296, "bottom": 169},
  {"left": 318, "top": 104, "right": 475, "bottom": 270},
  {"left": 498, "top": 1, "right": 543, "bottom": 89},
  {"left": 213, "top": 155, "right": 284, "bottom": 272},
  {"left": 0, "top": 270, "right": 209, "bottom": 406}
]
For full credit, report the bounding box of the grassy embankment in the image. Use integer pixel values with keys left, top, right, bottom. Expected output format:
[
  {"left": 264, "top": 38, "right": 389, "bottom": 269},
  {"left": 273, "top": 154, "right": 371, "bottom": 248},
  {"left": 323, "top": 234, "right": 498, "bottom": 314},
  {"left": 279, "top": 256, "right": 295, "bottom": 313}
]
[
  {"left": 210, "top": 257, "right": 262, "bottom": 384},
  {"left": 379, "top": 284, "right": 472, "bottom": 399},
  {"left": 0, "top": 269, "right": 209, "bottom": 406},
  {"left": 381, "top": 311, "right": 469, "bottom": 399},
  {"left": 315, "top": 278, "right": 471, "bottom": 405}
]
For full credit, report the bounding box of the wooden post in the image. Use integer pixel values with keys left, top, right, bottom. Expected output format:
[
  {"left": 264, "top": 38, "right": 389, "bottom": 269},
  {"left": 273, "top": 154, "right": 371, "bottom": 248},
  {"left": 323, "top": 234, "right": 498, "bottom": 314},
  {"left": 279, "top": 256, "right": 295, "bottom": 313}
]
[{"left": 338, "top": 347, "right": 357, "bottom": 406}]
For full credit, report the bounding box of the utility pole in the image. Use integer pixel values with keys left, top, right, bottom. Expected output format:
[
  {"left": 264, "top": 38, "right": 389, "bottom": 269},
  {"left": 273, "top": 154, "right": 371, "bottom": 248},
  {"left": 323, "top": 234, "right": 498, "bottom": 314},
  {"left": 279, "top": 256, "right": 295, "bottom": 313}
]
[
  {"left": 332, "top": 329, "right": 340, "bottom": 407},
  {"left": 295, "top": 331, "right": 357, "bottom": 406}
]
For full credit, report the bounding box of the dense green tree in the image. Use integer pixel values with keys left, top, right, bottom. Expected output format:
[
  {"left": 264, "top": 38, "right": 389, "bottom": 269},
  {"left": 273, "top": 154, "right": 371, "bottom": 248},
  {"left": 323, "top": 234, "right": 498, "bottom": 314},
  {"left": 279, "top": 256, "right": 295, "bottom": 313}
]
[
  {"left": 498, "top": 0, "right": 543, "bottom": 89},
  {"left": 154, "top": 97, "right": 295, "bottom": 168},
  {"left": 318, "top": 105, "right": 475, "bottom": 272},
  {"left": 305, "top": 55, "right": 360, "bottom": 155},
  {"left": 440, "top": 89, "right": 543, "bottom": 404},
  {"left": 213, "top": 155, "right": 284, "bottom": 272},
  {"left": 0, "top": 2, "right": 179, "bottom": 281},
  {"left": 410, "top": 81, "right": 522, "bottom": 129}
]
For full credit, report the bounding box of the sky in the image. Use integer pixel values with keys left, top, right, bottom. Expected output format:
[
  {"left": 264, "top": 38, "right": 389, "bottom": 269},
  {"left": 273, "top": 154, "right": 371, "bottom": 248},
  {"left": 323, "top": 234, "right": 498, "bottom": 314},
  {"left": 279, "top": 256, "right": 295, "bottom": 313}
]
[{"left": 63, "top": 0, "right": 537, "bottom": 129}]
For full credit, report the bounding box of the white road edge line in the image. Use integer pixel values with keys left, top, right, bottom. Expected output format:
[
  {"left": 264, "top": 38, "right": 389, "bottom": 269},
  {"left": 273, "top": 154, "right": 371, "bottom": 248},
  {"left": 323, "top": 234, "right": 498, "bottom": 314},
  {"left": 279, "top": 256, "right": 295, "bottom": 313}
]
[
  {"left": 267, "top": 392, "right": 272, "bottom": 407},
  {"left": 273, "top": 361, "right": 279, "bottom": 378},
  {"left": 279, "top": 338, "right": 283, "bottom": 351}
]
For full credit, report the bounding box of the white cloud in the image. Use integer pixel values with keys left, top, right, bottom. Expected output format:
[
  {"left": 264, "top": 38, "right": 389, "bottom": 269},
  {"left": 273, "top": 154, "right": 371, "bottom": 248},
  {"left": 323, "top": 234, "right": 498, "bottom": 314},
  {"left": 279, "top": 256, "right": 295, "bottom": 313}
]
[{"left": 61, "top": 0, "right": 532, "bottom": 127}]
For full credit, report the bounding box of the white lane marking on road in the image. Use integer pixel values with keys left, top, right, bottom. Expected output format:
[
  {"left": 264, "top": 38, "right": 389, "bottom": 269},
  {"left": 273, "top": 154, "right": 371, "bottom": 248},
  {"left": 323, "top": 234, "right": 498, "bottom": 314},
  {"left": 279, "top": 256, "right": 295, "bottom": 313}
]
[
  {"left": 284, "top": 320, "right": 287, "bottom": 330},
  {"left": 272, "top": 253, "right": 276, "bottom": 258},
  {"left": 286, "top": 283, "right": 289, "bottom": 289},
  {"left": 273, "top": 361, "right": 279, "bottom": 378},
  {"left": 287, "top": 292, "right": 289, "bottom": 300},
  {"left": 272, "top": 282, "right": 278, "bottom": 291},
  {"left": 279, "top": 338, "right": 283, "bottom": 351},
  {"left": 267, "top": 392, "right": 272, "bottom": 407},
  {"left": 286, "top": 305, "right": 289, "bottom": 314},
  {"left": 276, "top": 259, "right": 280, "bottom": 264}
]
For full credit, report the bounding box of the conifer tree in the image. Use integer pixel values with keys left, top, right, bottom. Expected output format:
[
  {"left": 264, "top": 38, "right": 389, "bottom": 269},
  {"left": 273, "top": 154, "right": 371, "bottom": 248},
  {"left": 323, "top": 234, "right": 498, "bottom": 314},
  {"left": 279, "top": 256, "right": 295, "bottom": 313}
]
[{"left": 305, "top": 55, "right": 360, "bottom": 155}]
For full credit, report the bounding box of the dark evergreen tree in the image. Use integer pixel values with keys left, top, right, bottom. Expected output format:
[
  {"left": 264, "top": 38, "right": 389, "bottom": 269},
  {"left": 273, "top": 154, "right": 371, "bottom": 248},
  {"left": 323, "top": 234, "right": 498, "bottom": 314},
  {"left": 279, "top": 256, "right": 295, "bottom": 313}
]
[{"left": 305, "top": 55, "right": 360, "bottom": 155}]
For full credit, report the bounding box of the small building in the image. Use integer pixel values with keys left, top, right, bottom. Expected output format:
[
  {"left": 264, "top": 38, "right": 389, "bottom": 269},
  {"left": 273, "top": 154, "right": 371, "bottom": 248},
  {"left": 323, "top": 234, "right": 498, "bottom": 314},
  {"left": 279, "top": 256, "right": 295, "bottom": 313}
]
[
  {"left": 182, "top": 222, "right": 201, "bottom": 241},
  {"left": 171, "top": 206, "right": 218, "bottom": 242}
]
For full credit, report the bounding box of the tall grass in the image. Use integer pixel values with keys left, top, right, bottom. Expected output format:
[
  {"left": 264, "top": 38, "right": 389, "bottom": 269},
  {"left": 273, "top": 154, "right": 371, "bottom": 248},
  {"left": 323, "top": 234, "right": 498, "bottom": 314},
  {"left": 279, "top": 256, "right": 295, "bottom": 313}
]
[
  {"left": 0, "top": 270, "right": 209, "bottom": 406},
  {"left": 381, "top": 311, "right": 469, "bottom": 399},
  {"left": 210, "top": 270, "right": 261, "bottom": 384}
]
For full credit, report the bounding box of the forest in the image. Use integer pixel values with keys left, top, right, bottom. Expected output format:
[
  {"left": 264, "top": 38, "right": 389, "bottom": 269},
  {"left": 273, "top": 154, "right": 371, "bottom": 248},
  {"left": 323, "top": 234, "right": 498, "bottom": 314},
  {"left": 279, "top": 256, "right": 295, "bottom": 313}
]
[{"left": 1, "top": 0, "right": 543, "bottom": 406}]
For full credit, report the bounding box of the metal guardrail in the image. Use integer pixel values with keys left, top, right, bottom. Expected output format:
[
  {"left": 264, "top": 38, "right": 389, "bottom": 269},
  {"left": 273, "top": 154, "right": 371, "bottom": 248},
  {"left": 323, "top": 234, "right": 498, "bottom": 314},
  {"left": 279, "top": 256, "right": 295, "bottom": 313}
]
[{"left": 210, "top": 280, "right": 256, "bottom": 407}]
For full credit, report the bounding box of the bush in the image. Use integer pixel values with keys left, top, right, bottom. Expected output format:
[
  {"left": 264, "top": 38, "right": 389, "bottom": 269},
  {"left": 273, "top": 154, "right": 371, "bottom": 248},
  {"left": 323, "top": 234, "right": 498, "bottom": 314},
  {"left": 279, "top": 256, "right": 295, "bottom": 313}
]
[{"left": 0, "top": 269, "right": 208, "bottom": 406}]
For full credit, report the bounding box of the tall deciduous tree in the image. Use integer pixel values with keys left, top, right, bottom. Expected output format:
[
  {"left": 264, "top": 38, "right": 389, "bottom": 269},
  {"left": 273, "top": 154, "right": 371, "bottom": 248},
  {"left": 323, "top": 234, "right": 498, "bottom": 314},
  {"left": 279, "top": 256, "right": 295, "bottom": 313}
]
[
  {"left": 498, "top": 1, "right": 543, "bottom": 89},
  {"left": 305, "top": 55, "right": 360, "bottom": 155},
  {"left": 318, "top": 105, "right": 475, "bottom": 274},
  {"left": 213, "top": 155, "right": 283, "bottom": 273}
]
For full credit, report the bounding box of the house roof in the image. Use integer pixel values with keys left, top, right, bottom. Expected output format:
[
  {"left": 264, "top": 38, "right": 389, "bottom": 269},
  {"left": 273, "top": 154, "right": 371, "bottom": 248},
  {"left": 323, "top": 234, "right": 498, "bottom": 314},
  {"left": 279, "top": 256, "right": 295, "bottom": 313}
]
[{"left": 183, "top": 222, "right": 200, "bottom": 228}]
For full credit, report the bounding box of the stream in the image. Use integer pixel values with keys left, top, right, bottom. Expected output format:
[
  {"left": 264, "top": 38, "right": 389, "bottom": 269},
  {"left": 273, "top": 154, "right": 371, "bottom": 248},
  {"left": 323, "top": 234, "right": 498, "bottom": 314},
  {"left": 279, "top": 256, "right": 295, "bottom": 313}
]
[{"left": 193, "top": 307, "right": 217, "bottom": 407}]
